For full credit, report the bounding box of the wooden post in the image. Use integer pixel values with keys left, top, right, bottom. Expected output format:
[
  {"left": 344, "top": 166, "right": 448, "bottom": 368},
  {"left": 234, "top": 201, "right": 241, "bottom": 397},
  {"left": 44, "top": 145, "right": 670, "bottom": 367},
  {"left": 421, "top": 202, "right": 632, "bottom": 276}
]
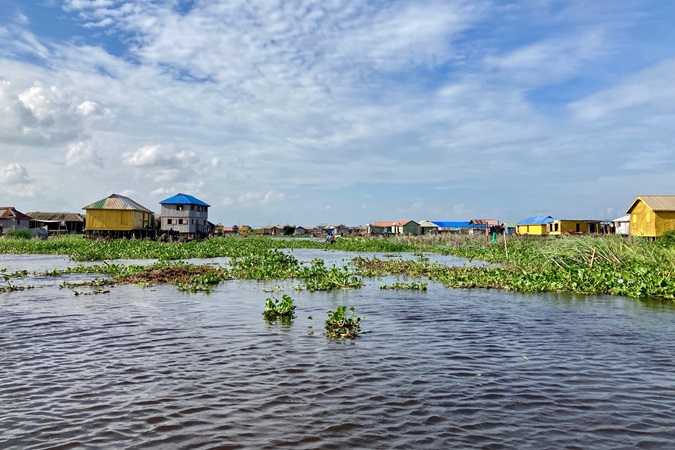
[{"left": 503, "top": 230, "right": 508, "bottom": 259}]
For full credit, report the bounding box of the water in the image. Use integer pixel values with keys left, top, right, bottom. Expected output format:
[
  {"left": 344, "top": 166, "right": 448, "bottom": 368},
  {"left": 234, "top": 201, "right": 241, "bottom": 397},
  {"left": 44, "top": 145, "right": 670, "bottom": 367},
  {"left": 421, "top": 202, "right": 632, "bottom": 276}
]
[{"left": 1, "top": 255, "right": 674, "bottom": 449}]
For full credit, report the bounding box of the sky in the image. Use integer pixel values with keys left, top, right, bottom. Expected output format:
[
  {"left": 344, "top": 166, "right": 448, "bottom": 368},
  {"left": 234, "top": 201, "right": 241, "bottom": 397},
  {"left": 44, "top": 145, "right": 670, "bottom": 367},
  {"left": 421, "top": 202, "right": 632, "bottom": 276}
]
[{"left": 1, "top": 0, "right": 674, "bottom": 226}]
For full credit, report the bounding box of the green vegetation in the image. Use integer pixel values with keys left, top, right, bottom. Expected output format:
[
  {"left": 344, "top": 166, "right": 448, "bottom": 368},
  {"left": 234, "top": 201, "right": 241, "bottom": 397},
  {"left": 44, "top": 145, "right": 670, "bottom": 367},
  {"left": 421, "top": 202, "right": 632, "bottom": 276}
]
[
  {"left": 4, "top": 229, "right": 32, "bottom": 239},
  {"left": 324, "top": 306, "right": 366, "bottom": 339},
  {"left": 1, "top": 233, "right": 674, "bottom": 301},
  {"left": 380, "top": 281, "right": 428, "bottom": 291},
  {"left": 263, "top": 289, "right": 297, "bottom": 324},
  {"left": 354, "top": 235, "right": 675, "bottom": 300},
  {"left": 0, "top": 234, "right": 414, "bottom": 261}
]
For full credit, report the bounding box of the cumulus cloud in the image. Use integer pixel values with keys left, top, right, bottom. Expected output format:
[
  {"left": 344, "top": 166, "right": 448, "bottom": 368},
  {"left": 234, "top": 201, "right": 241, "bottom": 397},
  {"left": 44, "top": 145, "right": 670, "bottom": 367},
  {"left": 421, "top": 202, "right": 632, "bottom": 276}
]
[
  {"left": 65, "top": 141, "right": 102, "bottom": 166},
  {"left": 122, "top": 145, "right": 197, "bottom": 168},
  {"left": 0, "top": 163, "right": 36, "bottom": 198},
  {"left": 0, "top": 81, "right": 89, "bottom": 145},
  {"left": 0, "top": 163, "right": 33, "bottom": 185},
  {"left": 238, "top": 190, "right": 285, "bottom": 205}
]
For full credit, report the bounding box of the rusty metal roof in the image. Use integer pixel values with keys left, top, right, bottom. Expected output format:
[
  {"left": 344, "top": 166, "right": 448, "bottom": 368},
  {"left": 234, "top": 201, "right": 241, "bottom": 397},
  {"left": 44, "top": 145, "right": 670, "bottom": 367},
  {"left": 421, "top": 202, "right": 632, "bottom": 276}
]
[
  {"left": 626, "top": 195, "right": 675, "bottom": 213},
  {"left": 28, "top": 212, "right": 85, "bottom": 222},
  {"left": 0, "top": 207, "right": 32, "bottom": 220},
  {"left": 82, "top": 194, "right": 154, "bottom": 213}
]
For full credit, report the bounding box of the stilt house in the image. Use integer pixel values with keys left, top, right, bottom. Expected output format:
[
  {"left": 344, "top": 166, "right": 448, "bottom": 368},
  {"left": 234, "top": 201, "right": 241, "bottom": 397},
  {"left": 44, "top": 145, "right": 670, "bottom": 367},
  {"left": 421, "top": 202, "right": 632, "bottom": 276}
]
[
  {"left": 82, "top": 194, "right": 155, "bottom": 238},
  {"left": 626, "top": 195, "right": 675, "bottom": 238},
  {"left": 159, "top": 193, "right": 210, "bottom": 236}
]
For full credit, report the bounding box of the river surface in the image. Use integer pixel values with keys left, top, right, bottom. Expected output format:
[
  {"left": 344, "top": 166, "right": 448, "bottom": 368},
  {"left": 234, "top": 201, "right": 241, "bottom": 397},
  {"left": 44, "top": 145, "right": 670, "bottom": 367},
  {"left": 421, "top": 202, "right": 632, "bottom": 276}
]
[{"left": 1, "top": 254, "right": 674, "bottom": 449}]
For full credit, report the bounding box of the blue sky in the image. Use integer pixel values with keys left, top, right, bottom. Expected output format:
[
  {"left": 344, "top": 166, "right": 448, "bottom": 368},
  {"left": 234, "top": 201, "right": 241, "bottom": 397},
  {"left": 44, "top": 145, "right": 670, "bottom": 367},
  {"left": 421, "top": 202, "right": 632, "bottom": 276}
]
[{"left": 1, "top": 0, "right": 674, "bottom": 226}]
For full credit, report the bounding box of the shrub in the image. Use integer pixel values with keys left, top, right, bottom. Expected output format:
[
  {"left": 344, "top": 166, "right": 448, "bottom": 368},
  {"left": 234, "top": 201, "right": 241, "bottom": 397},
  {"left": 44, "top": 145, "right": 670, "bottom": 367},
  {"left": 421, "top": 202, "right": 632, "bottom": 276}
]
[{"left": 5, "top": 229, "right": 32, "bottom": 240}]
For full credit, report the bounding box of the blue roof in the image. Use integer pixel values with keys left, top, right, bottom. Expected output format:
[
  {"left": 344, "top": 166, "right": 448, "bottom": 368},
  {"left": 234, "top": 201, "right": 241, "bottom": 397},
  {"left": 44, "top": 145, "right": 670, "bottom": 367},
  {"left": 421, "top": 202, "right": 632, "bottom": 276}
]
[
  {"left": 432, "top": 221, "right": 478, "bottom": 228},
  {"left": 517, "top": 215, "right": 554, "bottom": 225},
  {"left": 159, "top": 193, "right": 210, "bottom": 207}
]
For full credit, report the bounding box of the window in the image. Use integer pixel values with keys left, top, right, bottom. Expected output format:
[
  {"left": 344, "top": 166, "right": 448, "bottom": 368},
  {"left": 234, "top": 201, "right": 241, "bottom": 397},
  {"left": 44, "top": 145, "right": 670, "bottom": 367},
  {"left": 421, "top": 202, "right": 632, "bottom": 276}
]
[
  {"left": 191, "top": 205, "right": 194, "bottom": 211},
  {"left": 646, "top": 213, "right": 651, "bottom": 223},
  {"left": 167, "top": 219, "right": 172, "bottom": 225},
  {"left": 632, "top": 214, "right": 637, "bottom": 223},
  {"left": 177, "top": 205, "right": 183, "bottom": 211},
  {"left": 179, "top": 219, "right": 184, "bottom": 224},
  {"left": 191, "top": 219, "right": 194, "bottom": 224}
]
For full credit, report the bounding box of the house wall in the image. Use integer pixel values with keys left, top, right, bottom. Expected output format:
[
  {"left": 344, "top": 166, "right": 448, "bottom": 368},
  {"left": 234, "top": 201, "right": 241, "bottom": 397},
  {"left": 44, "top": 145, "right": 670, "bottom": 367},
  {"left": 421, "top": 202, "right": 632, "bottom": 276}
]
[
  {"left": 655, "top": 212, "right": 675, "bottom": 236},
  {"left": 161, "top": 204, "right": 209, "bottom": 234},
  {"left": 0, "top": 218, "right": 30, "bottom": 232},
  {"left": 548, "top": 220, "right": 594, "bottom": 235},
  {"left": 402, "top": 223, "right": 420, "bottom": 235},
  {"left": 517, "top": 224, "right": 548, "bottom": 235},
  {"left": 86, "top": 210, "right": 150, "bottom": 231},
  {"left": 615, "top": 221, "right": 630, "bottom": 235},
  {"left": 629, "top": 201, "right": 657, "bottom": 237}
]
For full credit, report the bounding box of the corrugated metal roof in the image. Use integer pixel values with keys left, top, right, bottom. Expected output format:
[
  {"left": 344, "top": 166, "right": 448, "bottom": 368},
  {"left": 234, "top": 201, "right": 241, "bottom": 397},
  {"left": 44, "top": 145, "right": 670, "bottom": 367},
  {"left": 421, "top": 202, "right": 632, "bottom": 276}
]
[
  {"left": 372, "top": 221, "right": 395, "bottom": 227},
  {"left": 517, "top": 216, "right": 555, "bottom": 225},
  {"left": 28, "top": 212, "right": 85, "bottom": 222},
  {"left": 82, "top": 194, "right": 154, "bottom": 213},
  {"left": 159, "top": 193, "right": 210, "bottom": 207},
  {"left": 613, "top": 214, "right": 630, "bottom": 222},
  {"left": 418, "top": 220, "right": 439, "bottom": 228},
  {"left": 0, "top": 207, "right": 32, "bottom": 220},
  {"left": 432, "top": 221, "right": 473, "bottom": 228},
  {"left": 626, "top": 195, "right": 675, "bottom": 213}
]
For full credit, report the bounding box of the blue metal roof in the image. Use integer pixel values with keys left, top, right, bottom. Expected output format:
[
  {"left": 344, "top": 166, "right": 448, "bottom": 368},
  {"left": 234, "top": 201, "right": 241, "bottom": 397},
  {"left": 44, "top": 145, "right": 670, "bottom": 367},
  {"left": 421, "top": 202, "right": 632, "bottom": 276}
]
[
  {"left": 159, "top": 193, "right": 210, "bottom": 207},
  {"left": 432, "top": 221, "right": 483, "bottom": 228},
  {"left": 517, "top": 215, "right": 554, "bottom": 225}
]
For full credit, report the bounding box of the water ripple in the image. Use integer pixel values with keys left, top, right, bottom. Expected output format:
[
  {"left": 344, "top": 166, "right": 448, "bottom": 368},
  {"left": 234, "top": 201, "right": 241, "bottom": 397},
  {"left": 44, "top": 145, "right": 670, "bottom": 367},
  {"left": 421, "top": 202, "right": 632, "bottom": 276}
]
[{"left": 1, "top": 264, "right": 674, "bottom": 449}]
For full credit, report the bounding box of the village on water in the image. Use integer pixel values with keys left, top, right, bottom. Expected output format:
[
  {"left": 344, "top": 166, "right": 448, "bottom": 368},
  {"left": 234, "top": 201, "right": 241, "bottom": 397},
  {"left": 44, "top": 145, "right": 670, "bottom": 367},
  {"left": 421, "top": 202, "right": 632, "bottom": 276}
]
[{"left": 2, "top": 193, "right": 675, "bottom": 240}]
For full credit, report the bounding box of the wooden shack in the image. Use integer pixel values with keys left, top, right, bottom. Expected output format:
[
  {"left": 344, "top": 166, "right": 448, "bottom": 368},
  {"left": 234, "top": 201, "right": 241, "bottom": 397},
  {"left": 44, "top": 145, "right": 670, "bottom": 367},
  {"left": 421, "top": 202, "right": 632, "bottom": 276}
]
[
  {"left": 82, "top": 193, "right": 154, "bottom": 239},
  {"left": 626, "top": 195, "right": 675, "bottom": 238}
]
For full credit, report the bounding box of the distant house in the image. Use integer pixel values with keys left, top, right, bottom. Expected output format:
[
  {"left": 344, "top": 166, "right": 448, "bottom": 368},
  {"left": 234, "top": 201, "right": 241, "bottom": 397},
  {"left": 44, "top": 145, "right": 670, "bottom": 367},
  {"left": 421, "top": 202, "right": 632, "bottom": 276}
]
[
  {"left": 626, "top": 195, "right": 675, "bottom": 238},
  {"left": 546, "top": 219, "right": 603, "bottom": 235},
  {"left": 368, "top": 221, "right": 394, "bottom": 235},
  {"left": 418, "top": 220, "right": 440, "bottom": 235},
  {"left": 160, "top": 193, "right": 210, "bottom": 236},
  {"left": 351, "top": 225, "right": 366, "bottom": 236},
  {"left": 0, "top": 207, "right": 31, "bottom": 234},
  {"left": 295, "top": 226, "right": 309, "bottom": 235},
  {"left": 516, "top": 216, "right": 555, "bottom": 235},
  {"left": 392, "top": 220, "right": 420, "bottom": 235},
  {"left": 28, "top": 212, "right": 86, "bottom": 234},
  {"left": 613, "top": 215, "right": 630, "bottom": 235},
  {"left": 238, "top": 225, "right": 251, "bottom": 236},
  {"left": 503, "top": 222, "right": 517, "bottom": 235},
  {"left": 432, "top": 221, "right": 480, "bottom": 234},
  {"left": 82, "top": 193, "right": 154, "bottom": 238}
]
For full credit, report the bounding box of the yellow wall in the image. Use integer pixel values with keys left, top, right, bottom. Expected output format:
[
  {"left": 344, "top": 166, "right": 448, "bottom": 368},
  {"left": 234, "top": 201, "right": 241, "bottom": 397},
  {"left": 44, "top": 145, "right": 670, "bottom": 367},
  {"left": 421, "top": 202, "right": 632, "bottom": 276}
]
[
  {"left": 517, "top": 224, "right": 548, "bottom": 235},
  {"left": 85, "top": 210, "right": 150, "bottom": 231},
  {"left": 548, "top": 220, "right": 598, "bottom": 235},
  {"left": 629, "top": 200, "right": 656, "bottom": 237},
  {"left": 655, "top": 212, "right": 675, "bottom": 236}
]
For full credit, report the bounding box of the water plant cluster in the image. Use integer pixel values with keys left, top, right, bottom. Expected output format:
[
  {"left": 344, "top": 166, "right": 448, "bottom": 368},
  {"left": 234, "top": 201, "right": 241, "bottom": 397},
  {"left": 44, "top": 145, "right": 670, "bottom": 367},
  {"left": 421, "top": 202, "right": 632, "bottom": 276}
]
[
  {"left": 263, "top": 290, "right": 296, "bottom": 325},
  {"left": 2, "top": 233, "right": 675, "bottom": 301},
  {"left": 323, "top": 306, "right": 366, "bottom": 339},
  {"left": 379, "top": 281, "right": 428, "bottom": 291}
]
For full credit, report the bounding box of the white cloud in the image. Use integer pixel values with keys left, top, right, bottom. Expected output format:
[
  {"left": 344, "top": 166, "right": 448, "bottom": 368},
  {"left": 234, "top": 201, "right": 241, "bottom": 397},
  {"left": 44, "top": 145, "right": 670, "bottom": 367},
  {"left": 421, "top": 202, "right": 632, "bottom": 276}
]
[
  {"left": 569, "top": 59, "right": 675, "bottom": 121},
  {"left": 65, "top": 141, "right": 102, "bottom": 166},
  {"left": 0, "top": 163, "right": 33, "bottom": 185},
  {"left": 238, "top": 190, "right": 285, "bottom": 206}
]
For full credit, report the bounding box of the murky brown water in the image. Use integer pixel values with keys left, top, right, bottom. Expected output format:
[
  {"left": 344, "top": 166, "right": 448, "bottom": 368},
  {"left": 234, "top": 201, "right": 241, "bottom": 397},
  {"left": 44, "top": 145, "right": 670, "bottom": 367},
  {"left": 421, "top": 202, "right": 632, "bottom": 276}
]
[{"left": 1, "top": 255, "right": 674, "bottom": 449}]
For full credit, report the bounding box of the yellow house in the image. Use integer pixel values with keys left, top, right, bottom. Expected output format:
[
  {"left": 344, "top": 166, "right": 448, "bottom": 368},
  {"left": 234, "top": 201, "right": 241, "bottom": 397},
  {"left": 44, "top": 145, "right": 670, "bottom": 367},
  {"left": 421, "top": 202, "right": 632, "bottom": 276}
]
[
  {"left": 238, "top": 225, "right": 251, "bottom": 236},
  {"left": 83, "top": 193, "right": 154, "bottom": 237},
  {"left": 516, "top": 216, "right": 554, "bottom": 235},
  {"left": 546, "top": 219, "right": 603, "bottom": 235},
  {"left": 626, "top": 195, "right": 675, "bottom": 238}
]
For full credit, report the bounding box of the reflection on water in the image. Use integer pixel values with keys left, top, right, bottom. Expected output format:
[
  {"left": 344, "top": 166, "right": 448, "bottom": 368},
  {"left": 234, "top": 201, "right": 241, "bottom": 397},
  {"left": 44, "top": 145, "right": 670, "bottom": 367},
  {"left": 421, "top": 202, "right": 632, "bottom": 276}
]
[{"left": 1, "top": 255, "right": 674, "bottom": 449}]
